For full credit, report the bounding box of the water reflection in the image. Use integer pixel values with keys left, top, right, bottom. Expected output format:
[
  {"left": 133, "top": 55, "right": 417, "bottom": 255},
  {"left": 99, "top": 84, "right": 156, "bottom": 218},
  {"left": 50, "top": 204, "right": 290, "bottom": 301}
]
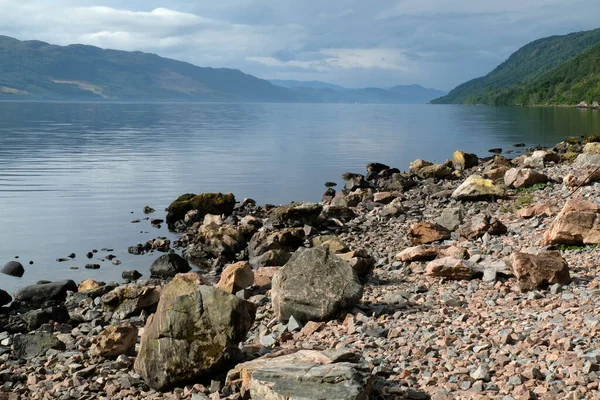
[{"left": 0, "top": 102, "right": 598, "bottom": 291}]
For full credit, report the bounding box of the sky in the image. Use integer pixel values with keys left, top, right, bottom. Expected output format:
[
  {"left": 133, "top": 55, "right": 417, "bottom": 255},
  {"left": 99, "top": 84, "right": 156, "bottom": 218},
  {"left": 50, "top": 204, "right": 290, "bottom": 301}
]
[{"left": 0, "top": 1, "right": 599, "bottom": 90}]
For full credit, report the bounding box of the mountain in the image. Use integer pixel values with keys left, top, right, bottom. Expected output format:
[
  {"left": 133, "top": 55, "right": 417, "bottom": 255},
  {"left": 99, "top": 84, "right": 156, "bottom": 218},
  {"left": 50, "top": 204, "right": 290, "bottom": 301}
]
[
  {"left": 269, "top": 80, "right": 446, "bottom": 104},
  {"left": 432, "top": 28, "right": 600, "bottom": 105},
  {"left": 488, "top": 42, "right": 600, "bottom": 106},
  {"left": 268, "top": 79, "right": 345, "bottom": 91},
  {"left": 0, "top": 35, "right": 444, "bottom": 103},
  {"left": 0, "top": 36, "right": 299, "bottom": 101}
]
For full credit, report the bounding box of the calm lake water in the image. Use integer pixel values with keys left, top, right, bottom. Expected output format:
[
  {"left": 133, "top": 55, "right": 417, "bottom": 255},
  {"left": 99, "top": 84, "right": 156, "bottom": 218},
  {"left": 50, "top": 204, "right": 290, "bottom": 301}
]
[{"left": 1, "top": 102, "right": 599, "bottom": 293}]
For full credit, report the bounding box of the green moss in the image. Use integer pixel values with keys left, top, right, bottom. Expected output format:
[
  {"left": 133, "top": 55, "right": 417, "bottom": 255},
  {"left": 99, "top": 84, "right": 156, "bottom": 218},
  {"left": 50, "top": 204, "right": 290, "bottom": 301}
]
[
  {"left": 559, "top": 244, "right": 598, "bottom": 251},
  {"left": 515, "top": 183, "right": 550, "bottom": 194},
  {"left": 166, "top": 192, "right": 236, "bottom": 227},
  {"left": 562, "top": 151, "right": 579, "bottom": 163},
  {"left": 583, "top": 135, "right": 600, "bottom": 144},
  {"left": 565, "top": 137, "right": 581, "bottom": 145}
]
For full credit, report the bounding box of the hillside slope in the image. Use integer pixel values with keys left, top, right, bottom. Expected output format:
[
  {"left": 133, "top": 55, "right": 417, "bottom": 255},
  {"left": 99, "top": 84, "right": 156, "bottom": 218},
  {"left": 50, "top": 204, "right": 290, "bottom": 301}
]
[
  {"left": 270, "top": 80, "right": 446, "bottom": 104},
  {"left": 491, "top": 42, "right": 600, "bottom": 105},
  {"left": 432, "top": 28, "right": 600, "bottom": 104},
  {"left": 0, "top": 36, "right": 299, "bottom": 101}
]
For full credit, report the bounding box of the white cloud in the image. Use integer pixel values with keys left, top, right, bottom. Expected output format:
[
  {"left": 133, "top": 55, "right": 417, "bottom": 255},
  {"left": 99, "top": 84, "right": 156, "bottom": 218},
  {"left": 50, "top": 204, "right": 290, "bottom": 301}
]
[
  {"left": 0, "top": 0, "right": 599, "bottom": 89},
  {"left": 249, "top": 48, "right": 413, "bottom": 73}
]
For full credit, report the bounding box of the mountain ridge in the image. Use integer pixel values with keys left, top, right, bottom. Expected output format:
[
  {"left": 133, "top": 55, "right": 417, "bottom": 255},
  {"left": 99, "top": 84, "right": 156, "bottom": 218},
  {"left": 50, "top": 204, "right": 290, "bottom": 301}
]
[
  {"left": 0, "top": 36, "right": 444, "bottom": 103},
  {"left": 432, "top": 28, "right": 600, "bottom": 105}
]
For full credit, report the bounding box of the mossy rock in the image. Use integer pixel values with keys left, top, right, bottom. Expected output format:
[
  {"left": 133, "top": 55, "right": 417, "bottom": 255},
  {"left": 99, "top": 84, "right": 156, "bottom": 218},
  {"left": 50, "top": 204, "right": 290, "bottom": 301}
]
[
  {"left": 267, "top": 202, "right": 323, "bottom": 228},
  {"left": 166, "top": 193, "right": 236, "bottom": 227},
  {"left": 583, "top": 135, "right": 600, "bottom": 144}
]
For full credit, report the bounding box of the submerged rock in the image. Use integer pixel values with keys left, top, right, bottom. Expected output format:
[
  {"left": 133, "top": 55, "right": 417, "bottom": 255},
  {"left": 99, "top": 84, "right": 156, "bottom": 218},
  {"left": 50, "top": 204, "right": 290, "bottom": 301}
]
[{"left": 2, "top": 261, "right": 24, "bottom": 277}]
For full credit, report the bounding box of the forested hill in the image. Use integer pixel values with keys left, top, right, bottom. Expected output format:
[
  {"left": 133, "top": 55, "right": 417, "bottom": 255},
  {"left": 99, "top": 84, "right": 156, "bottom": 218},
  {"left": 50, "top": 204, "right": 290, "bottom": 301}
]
[
  {"left": 0, "top": 36, "right": 298, "bottom": 101},
  {"left": 432, "top": 28, "right": 600, "bottom": 105},
  {"left": 487, "top": 42, "right": 600, "bottom": 106},
  {"left": 0, "top": 36, "right": 444, "bottom": 103}
]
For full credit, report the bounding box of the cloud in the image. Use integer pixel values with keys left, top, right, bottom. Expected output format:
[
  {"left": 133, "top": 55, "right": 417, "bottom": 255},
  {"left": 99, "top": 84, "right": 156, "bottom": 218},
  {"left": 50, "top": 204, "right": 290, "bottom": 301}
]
[{"left": 0, "top": 0, "right": 599, "bottom": 89}]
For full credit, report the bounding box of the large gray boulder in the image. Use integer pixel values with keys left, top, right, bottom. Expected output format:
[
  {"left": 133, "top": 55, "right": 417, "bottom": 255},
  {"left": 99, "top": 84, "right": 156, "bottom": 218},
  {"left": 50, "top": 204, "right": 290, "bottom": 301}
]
[
  {"left": 13, "top": 280, "right": 77, "bottom": 306},
  {"left": 150, "top": 253, "right": 191, "bottom": 279},
  {"left": 134, "top": 273, "right": 256, "bottom": 390},
  {"left": 226, "top": 349, "right": 372, "bottom": 400},
  {"left": 272, "top": 246, "right": 363, "bottom": 322},
  {"left": 13, "top": 331, "right": 66, "bottom": 359}
]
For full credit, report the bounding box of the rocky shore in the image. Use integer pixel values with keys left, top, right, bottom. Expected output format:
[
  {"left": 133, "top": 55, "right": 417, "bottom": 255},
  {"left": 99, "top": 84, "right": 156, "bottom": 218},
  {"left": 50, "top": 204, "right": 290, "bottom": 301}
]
[{"left": 4, "top": 136, "right": 600, "bottom": 399}]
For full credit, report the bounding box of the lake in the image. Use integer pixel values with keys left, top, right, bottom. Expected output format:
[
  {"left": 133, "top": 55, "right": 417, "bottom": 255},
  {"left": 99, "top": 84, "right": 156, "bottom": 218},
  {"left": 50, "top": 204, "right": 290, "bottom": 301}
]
[{"left": 1, "top": 102, "right": 599, "bottom": 293}]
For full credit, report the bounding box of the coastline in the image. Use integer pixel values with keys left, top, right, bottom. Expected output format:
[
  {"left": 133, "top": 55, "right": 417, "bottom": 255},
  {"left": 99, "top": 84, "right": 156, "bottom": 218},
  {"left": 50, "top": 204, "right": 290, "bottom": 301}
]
[{"left": 3, "top": 137, "right": 600, "bottom": 398}]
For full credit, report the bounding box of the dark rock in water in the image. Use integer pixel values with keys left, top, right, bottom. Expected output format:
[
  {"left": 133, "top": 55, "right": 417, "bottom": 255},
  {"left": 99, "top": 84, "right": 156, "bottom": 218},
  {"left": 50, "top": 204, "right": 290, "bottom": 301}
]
[
  {"left": 513, "top": 143, "right": 526, "bottom": 147},
  {"left": 143, "top": 206, "right": 155, "bottom": 214},
  {"left": 122, "top": 270, "right": 143, "bottom": 281},
  {"left": 86, "top": 252, "right": 93, "bottom": 259},
  {"left": 13, "top": 331, "right": 66, "bottom": 360},
  {"left": 128, "top": 244, "right": 145, "bottom": 255},
  {"left": 0, "top": 289, "right": 12, "bottom": 306},
  {"left": 68, "top": 253, "right": 76, "bottom": 259},
  {"left": 14, "top": 280, "right": 78, "bottom": 306},
  {"left": 55, "top": 258, "right": 69, "bottom": 262},
  {"left": 151, "top": 218, "right": 164, "bottom": 225},
  {"left": 322, "top": 188, "right": 336, "bottom": 203},
  {"left": 29, "top": 261, "right": 34, "bottom": 265},
  {"left": 85, "top": 264, "right": 101, "bottom": 270},
  {"left": 166, "top": 192, "right": 236, "bottom": 227},
  {"left": 22, "top": 305, "right": 69, "bottom": 330},
  {"left": 2, "top": 261, "right": 24, "bottom": 277},
  {"left": 324, "top": 182, "right": 337, "bottom": 187},
  {"left": 488, "top": 148, "right": 503, "bottom": 154},
  {"left": 150, "top": 253, "right": 191, "bottom": 279},
  {"left": 366, "top": 162, "right": 391, "bottom": 174}
]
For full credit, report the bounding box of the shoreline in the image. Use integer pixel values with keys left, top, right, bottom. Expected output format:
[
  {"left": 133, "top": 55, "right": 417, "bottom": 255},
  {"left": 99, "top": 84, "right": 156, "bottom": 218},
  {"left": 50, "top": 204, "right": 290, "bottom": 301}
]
[{"left": 3, "top": 136, "right": 600, "bottom": 398}]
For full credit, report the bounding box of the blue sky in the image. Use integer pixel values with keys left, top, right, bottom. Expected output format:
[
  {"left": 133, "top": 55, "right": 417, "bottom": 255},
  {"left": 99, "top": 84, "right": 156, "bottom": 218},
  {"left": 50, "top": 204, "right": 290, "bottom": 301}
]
[{"left": 0, "top": 0, "right": 599, "bottom": 90}]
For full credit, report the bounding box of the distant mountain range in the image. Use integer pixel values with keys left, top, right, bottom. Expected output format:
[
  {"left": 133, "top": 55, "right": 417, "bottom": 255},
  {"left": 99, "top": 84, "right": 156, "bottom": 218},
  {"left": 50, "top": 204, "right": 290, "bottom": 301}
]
[
  {"left": 269, "top": 80, "right": 446, "bottom": 104},
  {"left": 0, "top": 36, "right": 444, "bottom": 103},
  {"left": 432, "top": 28, "right": 600, "bottom": 105}
]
